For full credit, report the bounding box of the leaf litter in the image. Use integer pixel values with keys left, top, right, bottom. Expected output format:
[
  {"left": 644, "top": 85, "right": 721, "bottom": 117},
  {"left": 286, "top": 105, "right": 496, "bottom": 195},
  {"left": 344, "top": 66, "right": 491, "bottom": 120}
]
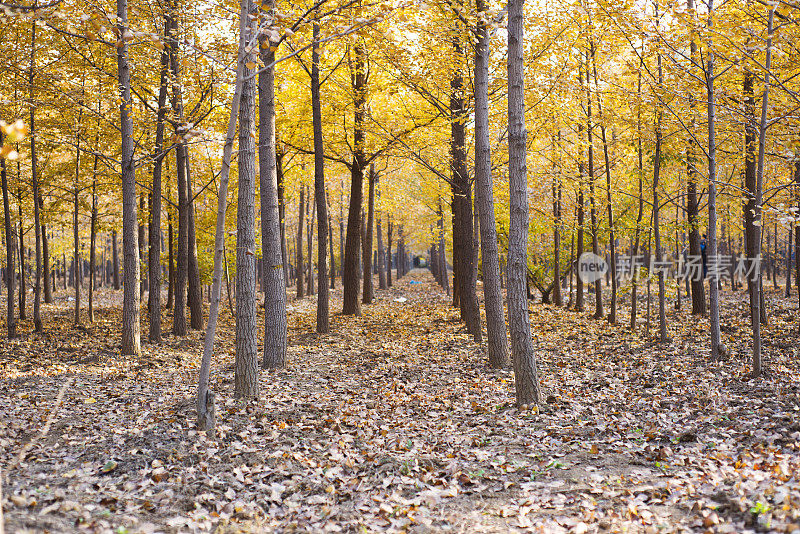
[{"left": 1, "top": 272, "right": 799, "bottom": 533}]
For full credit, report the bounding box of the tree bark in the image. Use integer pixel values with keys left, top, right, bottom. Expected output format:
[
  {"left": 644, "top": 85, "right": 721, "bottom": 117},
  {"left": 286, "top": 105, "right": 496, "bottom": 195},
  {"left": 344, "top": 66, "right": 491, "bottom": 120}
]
[
  {"left": 474, "top": 0, "right": 508, "bottom": 367},
  {"left": 362, "top": 165, "right": 375, "bottom": 304},
  {"left": 198, "top": 0, "right": 249, "bottom": 431},
  {"left": 258, "top": 20, "right": 289, "bottom": 365},
  {"left": 118, "top": 0, "right": 141, "bottom": 356},
  {"left": 30, "top": 19, "right": 43, "bottom": 332},
  {"left": 653, "top": 44, "right": 667, "bottom": 342},
  {"left": 1, "top": 129, "right": 16, "bottom": 338},
  {"left": 186, "top": 157, "right": 204, "bottom": 330},
  {"left": 149, "top": 28, "right": 168, "bottom": 343},
  {"left": 296, "top": 184, "right": 305, "bottom": 299},
  {"left": 234, "top": 0, "right": 259, "bottom": 399},
  {"left": 88, "top": 157, "right": 98, "bottom": 323},
  {"left": 508, "top": 0, "right": 541, "bottom": 406},
  {"left": 342, "top": 41, "right": 366, "bottom": 316}
]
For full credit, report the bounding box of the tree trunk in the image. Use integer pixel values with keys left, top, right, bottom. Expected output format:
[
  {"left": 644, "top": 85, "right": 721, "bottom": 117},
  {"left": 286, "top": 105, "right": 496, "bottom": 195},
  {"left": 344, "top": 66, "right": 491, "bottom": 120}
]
[
  {"left": 450, "top": 42, "right": 481, "bottom": 340},
  {"left": 362, "top": 165, "right": 375, "bottom": 304},
  {"left": 73, "top": 187, "right": 81, "bottom": 326},
  {"left": 234, "top": 0, "right": 259, "bottom": 399},
  {"left": 551, "top": 138, "right": 562, "bottom": 308},
  {"left": 198, "top": 0, "right": 249, "bottom": 430},
  {"left": 583, "top": 61, "right": 602, "bottom": 320},
  {"left": 88, "top": 158, "right": 98, "bottom": 323},
  {"left": 474, "top": 0, "right": 508, "bottom": 366},
  {"left": 42, "top": 222, "right": 51, "bottom": 303},
  {"left": 377, "top": 214, "right": 387, "bottom": 291},
  {"left": 307, "top": 175, "right": 315, "bottom": 297},
  {"left": 30, "top": 20, "right": 43, "bottom": 333},
  {"left": 118, "top": 0, "right": 141, "bottom": 356},
  {"left": 342, "top": 41, "right": 366, "bottom": 316},
  {"left": 169, "top": 4, "right": 188, "bottom": 337},
  {"left": 296, "top": 184, "right": 305, "bottom": 299},
  {"left": 705, "top": 0, "right": 725, "bottom": 360},
  {"left": 112, "top": 229, "right": 120, "bottom": 290},
  {"left": 328, "top": 191, "right": 335, "bottom": 290},
  {"left": 508, "top": 0, "right": 541, "bottom": 406},
  {"left": 18, "top": 214, "right": 25, "bottom": 320},
  {"left": 186, "top": 156, "right": 204, "bottom": 330},
  {"left": 1, "top": 129, "right": 16, "bottom": 338},
  {"left": 138, "top": 193, "right": 146, "bottom": 298},
  {"left": 687, "top": 0, "right": 706, "bottom": 316},
  {"left": 386, "top": 217, "right": 393, "bottom": 287},
  {"left": 258, "top": 23, "right": 289, "bottom": 365},
  {"left": 653, "top": 45, "right": 668, "bottom": 342},
  {"left": 148, "top": 31, "right": 168, "bottom": 343},
  {"left": 276, "top": 145, "right": 289, "bottom": 286}
]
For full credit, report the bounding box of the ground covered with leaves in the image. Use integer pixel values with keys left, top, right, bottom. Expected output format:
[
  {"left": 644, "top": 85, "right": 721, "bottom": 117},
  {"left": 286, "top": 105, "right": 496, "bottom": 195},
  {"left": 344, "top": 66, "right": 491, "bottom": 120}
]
[{"left": 1, "top": 271, "right": 799, "bottom": 533}]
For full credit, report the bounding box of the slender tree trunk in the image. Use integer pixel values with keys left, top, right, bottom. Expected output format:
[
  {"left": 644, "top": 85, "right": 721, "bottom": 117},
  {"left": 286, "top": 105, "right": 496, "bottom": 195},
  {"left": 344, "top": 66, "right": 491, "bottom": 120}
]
[
  {"left": 328, "top": 191, "right": 335, "bottom": 290},
  {"left": 89, "top": 159, "right": 98, "bottom": 323},
  {"left": 653, "top": 43, "right": 668, "bottom": 342},
  {"left": 1, "top": 130, "right": 16, "bottom": 338},
  {"left": 42, "top": 221, "right": 51, "bottom": 303},
  {"left": 167, "top": 209, "right": 174, "bottom": 308},
  {"left": 705, "top": 0, "right": 725, "bottom": 360},
  {"left": 148, "top": 30, "right": 168, "bottom": 343},
  {"left": 296, "top": 184, "right": 305, "bottom": 299},
  {"left": 73, "top": 187, "right": 81, "bottom": 325},
  {"left": 118, "top": 0, "right": 141, "bottom": 355},
  {"left": 258, "top": 21, "right": 289, "bottom": 365},
  {"left": 474, "top": 0, "right": 508, "bottom": 366},
  {"left": 276, "top": 146, "right": 289, "bottom": 287},
  {"left": 342, "top": 41, "right": 366, "bottom": 316},
  {"left": 186, "top": 157, "right": 203, "bottom": 329},
  {"left": 198, "top": 0, "right": 249, "bottom": 430},
  {"left": 508, "top": 0, "right": 541, "bottom": 406},
  {"left": 18, "top": 213, "right": 25, "bottom": 320},
  {"left": 169, "top": 3, "right": 188, "bottom": 337},
  {"left": 309, "top": 21, "right": 329, "bottom": 332},
  {"left": 112, "top": 229, "right": 120, "bottom": 290},
  {"left": 138, "top": 193, "right": 146, "bottom": 297},
  {"left": 583, "top": 60, "right": 603, "bottom": 320},
  {"left": 748, "top": 4, "right": 776, "bottom": 376},
  {"left": 29, "top": 20, "right": 43, "bottom": 332},
  {"left": 552, "top": 139, "right": 563, "bottom": 307},
  {"left": 362, "top": 165, "right": 375, "bottom": 304},
  {"left": 386, "top": 217, "right": 393, "bottom": 287},
  {"left": 234, "top": 0, "right": 259, "bottom": 398},
  {"left": 307, "top": 183, "right": 315, "bottom": 296}
]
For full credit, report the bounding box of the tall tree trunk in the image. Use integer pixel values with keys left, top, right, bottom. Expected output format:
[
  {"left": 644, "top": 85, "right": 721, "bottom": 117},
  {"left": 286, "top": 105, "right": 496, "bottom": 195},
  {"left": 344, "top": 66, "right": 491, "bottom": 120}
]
[
  {"left": 186, "top": 156, "right": 204, "bottom": 329},
  {"left": 42, "top": 221, "right": 51, "bottom": 303},
  {"left": 362, "top": 165, "right": 375, "bottom": 304},
  {"left": 583, "top": 60, "right": 603, "bottom": 320},
  {"left": 198, "top": 0, "right": 249, "bottom": 430},
  {"left": 307, "top": 183, "right": 315, "bottom": 296},
  {"left": 310, "top": 21, "right": 329, "bottom": 332},
  {"left": 342, "top": 41, "right": 366, "bottom": 316},
  {"left": 508, "top": 0, "right": 541, "bottom": 406},
  {"left": 1, "top": 129, "right": 16, "bottom": 338},
  {"left": 167, "top": 208, "right": 174, "bottom": 308},
  {"left": 705, "top": 0, "right": 725, "bottom": 360},
  {"left": 551, "top": 138, "right": 563, "bottom": 308},
  {"left": 169, "top": 3, "right": 188, "bottom": 337},
  {"left": 18, "top": 213, "right": 25, "bottom": 320},
  {"left": 112, "top": 229, "right": 120, "bottom": 290},
  {"left": 474, "top": 0, "right": 508, "bottom": 366},
  {"left": 89, "top": 157, "right": 98, "bottom": 323},
  {"left": 591, "top": 55, "right": 617, "bottom": 323},
  {"left": 258, "top": 20, "right": 288, "bottom": 366},
  {"left": 276, "top": 145, "right": 289, "bottom": 286},
  {"left": 386, "top": 217, "right": 393, "bottom": 287},
  {"left": 328, "top": 191, "right": 335, "bottom": 290},
  {"left": 748, "top": 4, "right": 776, "bottom": 376},
  {"left": 149, "top": 29, "right": 168, "bottom": 343},
  {"left": 118, "top": 0, "right": 141, "bottom": 355},
  {"left": 73, "top": 187, "right": 81, "bottom": 325},
  {"left": 450, "top": 33, "right": 481, "bottom": 340},
  {"left": 138, "top": 193, "right": 146, "bottom": 297},
  {"left": 377, "top": 216, "right": 387, "bottom": 291},
  {"left": 631, "top": 60, "right": 645, "bottom": 329},
  {"left": 234, "top": 0, "right": 259, "bottom": 398},
  {"left": 296, "top": 184, "right": 305, "bottom": 299},
  {"left": 653, "top": 43, "right": 668, "bottom": 342},
  {"left": 29, "top": 20, "right": 43, "bottom": 333}
]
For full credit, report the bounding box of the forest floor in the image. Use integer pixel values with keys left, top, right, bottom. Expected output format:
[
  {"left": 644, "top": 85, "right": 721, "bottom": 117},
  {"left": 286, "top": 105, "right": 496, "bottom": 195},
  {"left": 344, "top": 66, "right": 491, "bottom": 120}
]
[{"left": 1, "top": 270, "right": 799, "bottom": 533}]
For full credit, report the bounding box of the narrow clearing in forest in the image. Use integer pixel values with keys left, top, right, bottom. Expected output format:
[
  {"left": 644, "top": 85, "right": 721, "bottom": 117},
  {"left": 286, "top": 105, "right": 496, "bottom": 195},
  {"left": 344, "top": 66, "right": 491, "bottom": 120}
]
[{"left": 1, "top": 270, "right": 799, "bottom": 533}]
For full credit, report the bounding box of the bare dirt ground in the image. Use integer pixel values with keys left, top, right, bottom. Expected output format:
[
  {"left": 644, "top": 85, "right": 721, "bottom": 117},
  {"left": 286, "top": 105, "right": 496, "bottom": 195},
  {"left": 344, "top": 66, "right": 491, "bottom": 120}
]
[{"left": 1, "top": 271, "right": 799, "bottom": 533}]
